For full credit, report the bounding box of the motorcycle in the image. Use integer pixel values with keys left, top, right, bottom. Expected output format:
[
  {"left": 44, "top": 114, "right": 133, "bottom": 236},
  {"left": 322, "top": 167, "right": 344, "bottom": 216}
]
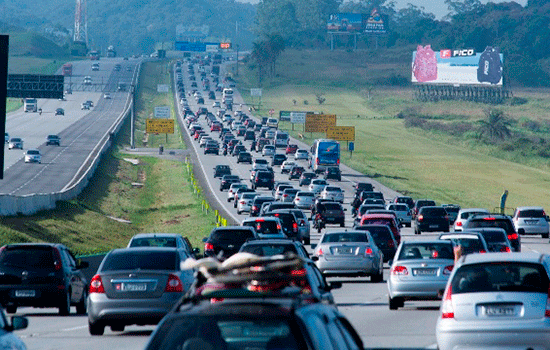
[
  {"left": 223, "top": 147, "right": 228, "bottom": 156},
  {"left": 313, "top": 213, "right": 326, "bottom": 233}
]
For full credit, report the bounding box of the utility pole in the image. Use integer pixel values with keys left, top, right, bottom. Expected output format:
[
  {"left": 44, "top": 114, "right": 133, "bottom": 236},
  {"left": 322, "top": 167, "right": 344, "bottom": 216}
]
[{"left": 236, "top": 45, "right": 239, "bottom": 76}]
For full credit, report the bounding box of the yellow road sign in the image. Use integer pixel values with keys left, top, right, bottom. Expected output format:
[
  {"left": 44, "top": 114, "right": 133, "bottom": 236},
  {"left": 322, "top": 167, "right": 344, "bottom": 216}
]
[
  {"left": 326, "top": 126, "right": 355, "bottom": 141},
  {"left": 146, "top": 119, "right": 174, "bottom": 134},
  {"left": 305, "top": 114, "right": 336, "bottom": 132}
]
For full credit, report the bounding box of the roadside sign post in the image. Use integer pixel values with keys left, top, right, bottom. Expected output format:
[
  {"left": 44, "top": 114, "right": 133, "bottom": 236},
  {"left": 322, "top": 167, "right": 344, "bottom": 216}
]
[{"left": 348, "top": 141, "right": 354, "bottom": 158}]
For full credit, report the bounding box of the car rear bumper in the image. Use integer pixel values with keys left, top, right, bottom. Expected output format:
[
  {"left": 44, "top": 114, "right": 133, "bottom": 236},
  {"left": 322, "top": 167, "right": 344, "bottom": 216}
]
[
  {"left": 388, "top": 278, "right": 448, "bottom": 299},
  {"left": 0, "top": 286, "right": 67, "bottom": 308},
  {"left": 317, "top": 259, "right": 376, "bottom": 276}
]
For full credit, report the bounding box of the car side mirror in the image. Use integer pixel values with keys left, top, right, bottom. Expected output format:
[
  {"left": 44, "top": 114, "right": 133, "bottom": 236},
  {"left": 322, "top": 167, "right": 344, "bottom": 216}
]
[
  {"left": 311, "top": 256, "right": 319, "bottom": 261},
  {"left": 9, "top": 316, "right": 28, "bottom": 331},
  {"left": 388, "top": 260, "right": 393, "bottom": 266},
  {"left": 328, "top": 281, "right": 342, "bottom": 290},
  {"left": 311, "top": 244, "right": 317, "bottom": 250}
]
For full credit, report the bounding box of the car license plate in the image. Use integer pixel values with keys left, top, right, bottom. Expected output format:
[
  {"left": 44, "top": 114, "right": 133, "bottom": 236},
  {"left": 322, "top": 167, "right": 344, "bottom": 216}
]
[
  {"left": 336, "top": 247, "right": 353, "bottom": 254},
  {"left": 429, "top": 224, "right": 439, "bottom": 229},
  {"left": 485, "top": 305, "right": 516, "bottom": 316},
  {"left": 15, "top": 290, "right": 36, "bottom": 297},
  {"left": 413, "top": 268, "right": 436, "bottom": 276},
  {"left": 122, "top": 283, "right": 147, "bottom": 292},
  {"left": 526, "top": 220, "right": 539, "bottom": 225}
]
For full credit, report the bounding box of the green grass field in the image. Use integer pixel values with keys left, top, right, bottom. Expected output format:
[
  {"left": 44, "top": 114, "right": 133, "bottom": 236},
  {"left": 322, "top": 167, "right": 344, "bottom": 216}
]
[
  {"left": 0, "top": 61, "right": 215, "bottom": 255},
  {"left": 235, "top": 49, "right": 550, "bottom": 212}
]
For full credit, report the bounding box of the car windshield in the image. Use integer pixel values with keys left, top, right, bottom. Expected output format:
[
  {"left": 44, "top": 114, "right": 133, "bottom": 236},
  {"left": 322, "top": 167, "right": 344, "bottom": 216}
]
[
  {"left": 451, "top": 262, "right": 549, "bottom": 294},
  {"left": 157, "top": 317, "right": 302, "bottom": 350},
  {"left": 322, "top": 233, "right": 368, "bottom": 243},
  {"left": 241, "top": 244, "right": 297, "bottom": 256},
  {"left": 101, "top": 251, "right": 178, "bottom": 271},
  {"left": 398, "top": 243, "right": 454, "bottom": 260}
]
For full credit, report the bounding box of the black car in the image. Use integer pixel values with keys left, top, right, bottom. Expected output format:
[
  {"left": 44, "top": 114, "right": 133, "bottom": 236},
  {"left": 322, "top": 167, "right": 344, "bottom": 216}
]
[
  {"left": 289, "top": 166, "right": 305, "bottom": 180},
  {"left": 251, "top": 170, "right": 274, "bottom": 190},
  {"left": 220, "top": 175, "right": 240, "bottom": 191},
  {"left": 264, "top": 210, "right": 300, "bottom": 239},
  {"left": 354, "top": 224, "right": 398, "bottom": 262},
  {"left": 394, "top": 196, "right": 415, "bottom": 210},
  {"left": 354, "top": 182, "right": 374, "bottom": 194},
  {"left": 244, "top": 130, "right": 256, "bottom": 141},
  {"left": 324, "top": 167, "right": 341, "bottom": 181},
  {"left": 236, "top": 151, "right": 252, "bottom": 164},
  {"left": 463, "top": 214, "right": 520, "bottom": 252},
  {"left": 0, "top": 243, "right": 89, "bottom": 315},
  {"left": 204, "top": 141, "right": 219, "bottom": 155},
  {"left": 412, "top": 199, "right": 436, "bottom": 219},
  {"left": 144, "top": 256, "right": 361, "bottom": 350},
  {"left": 46, "top": 134, "right": 61, "bottom": 146},
  {"left": 203, "top": 226, "right": 258, "bottom": 261},
  {"left": 232, "top": 145, "right": 247, "bottom": 157},
  {"left": 213, "top": 165, "right": 231, "bottom": 178},
  {"left": 299, "top": 172, "right": 316, "bottom": 186},
  {"left": 414, "top": 206, "right": 450, "bottom": 235},
  {"left": 250, "top": 196, "right": 276, "bottom": 217},
  {"left": 271, "top": 154, "right": 287, "bottom": 166}
]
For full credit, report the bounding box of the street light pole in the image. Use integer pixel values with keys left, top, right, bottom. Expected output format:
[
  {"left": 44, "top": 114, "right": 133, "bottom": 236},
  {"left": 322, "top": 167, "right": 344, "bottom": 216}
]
[
  {"left": 236, "top": 45, "right": 239, "bottom": 76},
  {"left": 130, "top": 84, "right": 135, "bottom": 149}
]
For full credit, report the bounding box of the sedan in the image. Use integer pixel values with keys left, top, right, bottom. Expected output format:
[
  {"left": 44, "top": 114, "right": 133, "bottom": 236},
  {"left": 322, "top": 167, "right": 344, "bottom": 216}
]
[
  {"left": 294, "top": 191, "right": 316, "bottom": 210},
  {"left": 320, "top": 186, "right": 344, "bottom": 203},
  {"left": 388, "top": 240, "right": 455, "bottom": 310},
  {"left": 24, "top": 149, "right": 41, "bottom": 163},
  {"left": 312, "top": 230, "right": 384, "bottom": 282},
  {"left": 87, "top": 247, "right": 194, "bottom": 335},
  {"left": 236, "top": 192, "right": 258, "bottom": 214},
  {"left": 280, "top": 160, "right": 297, "bottom": 174},
  {"left": 308, "top": 179, "right": 328, "bottom": 195},
  {"left": 294, "top": 149, "right": 309, "bottom": 160},
  {"left": 8, "top": 138, "right": 23, "bottom": 150},
  {"left": 262, "top": 145, "right": 275, "bottom": 157},
  {"left": 436, "top": 252, "right": 550, "bottom": 350}
]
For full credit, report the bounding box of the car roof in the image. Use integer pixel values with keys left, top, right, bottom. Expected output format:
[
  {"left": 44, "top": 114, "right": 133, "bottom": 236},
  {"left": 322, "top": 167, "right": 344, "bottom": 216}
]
[
  {"left": 515, "top": 206, "right": 545, "bottom": 210},
  {"left": 458, "top": 208, "right": 489, "bottom": 213},
  {"left": 362, "top": 213, "right": 395, "bottom": 219},
  {"left": 459, "top": 251, "right": 545, "bottom": 265},
  {"left": 130, "top": 233, "right": 183, "bottom": 239}
]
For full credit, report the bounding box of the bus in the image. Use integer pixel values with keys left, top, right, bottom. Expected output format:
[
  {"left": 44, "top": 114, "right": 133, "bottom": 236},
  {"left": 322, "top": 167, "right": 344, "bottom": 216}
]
[
  {"left": 310, "top": 139, "right": 340, "bottom": 173},
  {"left": 62, "top": 63, "right": 72, "bottom": 76}
]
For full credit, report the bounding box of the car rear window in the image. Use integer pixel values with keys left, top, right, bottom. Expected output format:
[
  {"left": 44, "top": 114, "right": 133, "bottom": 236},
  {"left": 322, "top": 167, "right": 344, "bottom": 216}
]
[
  {"left": 297, "top": 192, "right": 314, "bottom": 197},
  {"left": 210, "top": 229, "right": 255, "bottom": 243},
  {"left": 268, "top": 213, "right": 294, "bottom": 226},
  {"left": 420, "top": 207, "right": 448, "bottom": 216},
  {"left": 478, "top": 231, "right": 507, "bottom": 243},
  {"left": 398, "top": 242, "right": 454, "bottom": 260},
  {"left": 467, "top": 218, "right": 515, "bottom": 233},
  {"left": 0, "top": 246, "right": 55, "bottom": 269},
  {"left": 389, "top": 204, "right": 409, "bottom": 211},
  {"left": 243, "top": 220, "right": 280, "bottom": 234},
  {"left": 322, "top": 233, "right": 368, "bottom": 243},
  {"left": 240, "top": 244, "right": 297, "bottom": 256},
  {"left": 102, "top": 251, "right": 178, "bottom": 271},
  {"left": 355, "top": 225, "right": 393, "bottom": 240},
  {"left": 362, "top": 218, "right": 392, "bottom": 226},
  {"left": 518, "top": 209, "right": 545, "bottom": 218},
  {"left": 442, "top": 237, "right": 485, "bottom": 255},
  {"left": 460, "top": 211, "right": 486, "bottom": 220},
  {"left": 323, "top": 203, "right": 342, "bottom": 211},
  {"left": 130, "top": 238, "right": 177, "bottom": 247},
  {"left": 451, "top": 262, "right": 549, "bottom": 294}
]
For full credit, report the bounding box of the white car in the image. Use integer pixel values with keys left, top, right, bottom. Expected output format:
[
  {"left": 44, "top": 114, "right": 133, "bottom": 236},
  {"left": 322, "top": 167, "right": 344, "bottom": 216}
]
[
  {"left": 227, "top": 183, "right": 247, "bottom": 202},
  {"left": 453, "top": 208, "right": 490, "bottom": 231},
  {"left": 237, "top": 192, "right": 258, "bottom": 214},
  {"left": 8, "top": 137, "right": 23, "bottom": 150},
  {"left": 320, "top": 186, "right": 344, "bottom": 203},
  {"left": 262, "top": 145, "right": 276, "bottom": 157},
  {"left": 294, "top": 149, "right": 309, "bottom": 160},
  {"left": 386, "top": 203, "right": 412, "bottom": 227},
  {"left": 253, "top": 158, "right": 269, "bottom": 169},
  {"left": 103, "top": 92, "right": 111, "bottom": 99},
  {"left": 212, "top": 101, "right": 221, "bottom": 108},
  {"left": 280, "top": 160, "right": 297, "bottom": 174},
  {"left": 294, "top": 191, "right": 316, "bottom": 209},
  {"left": 265, "top": 129, "right": 276, "bottom": 139},
  {"left": 308, "top": 179, "right": 328, "bottom": 195},
  {"left": 24, "top": 149, "right": 41, "bottom": 163}
]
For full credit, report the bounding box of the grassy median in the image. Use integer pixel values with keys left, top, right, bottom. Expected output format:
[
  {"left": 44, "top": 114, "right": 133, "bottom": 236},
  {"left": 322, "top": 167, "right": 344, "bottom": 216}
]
[{"left": 0, "top": 60, "right": 216, "bottom": 255}]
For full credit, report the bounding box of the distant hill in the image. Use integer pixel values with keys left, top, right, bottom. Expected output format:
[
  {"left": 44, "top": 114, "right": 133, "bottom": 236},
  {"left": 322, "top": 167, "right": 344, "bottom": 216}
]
[{"left": 8, "top": 31, "right": 68, "bottom": 58}]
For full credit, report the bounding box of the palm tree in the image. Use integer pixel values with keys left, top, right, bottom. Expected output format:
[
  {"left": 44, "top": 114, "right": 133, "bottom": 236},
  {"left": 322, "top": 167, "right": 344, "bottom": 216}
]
[{"left": 477, "top": 108, "right": 512, "bottom": 141}]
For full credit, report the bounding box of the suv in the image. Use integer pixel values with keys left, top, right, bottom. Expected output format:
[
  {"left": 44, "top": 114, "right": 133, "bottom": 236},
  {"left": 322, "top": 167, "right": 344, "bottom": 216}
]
[
  {"left": 213, "top": 165, "right": 231, "bottom": 178},
  {"left": 220, "top": 175, "right": 240, "bottom": 191},
  {"left": 203, "top": 226, "right": 258, "bottom": 261},
  {"left": 250, "top": 196, "right": 276, "bottom": 217},
  {"left": 512, "top": 206, "right": 549, "bottom": 238},
  {"left": 393, "top": 196, "right": 415, "bottom": 210},
  {"left": 324, "top": 167, "right": 341, "bottom": 181},
  {"left": 264, "top": 210, "right": 300, "bottom": 239},
  {"left": 144, "top": 255, "right": 361, "bottom": 350},
  {"left": 462, "top": 214, "right": 520, "bottom": 252},
  {"left": 0, "top": 243, "right": 89, "bottom": 315},
  {"left": 414, "top": 206, "right": 450, "bottom": 235},
  {"left": 251, "top": 170, "right": 274, "bottom": 190},
  {"left": 412, "top": 199, "right": 436, "bottom": 219}
]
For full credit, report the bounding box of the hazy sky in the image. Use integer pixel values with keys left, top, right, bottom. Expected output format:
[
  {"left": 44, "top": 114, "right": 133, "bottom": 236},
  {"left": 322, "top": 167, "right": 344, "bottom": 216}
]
[{"left": 237, "top": 0, "right": 528, "bottom": 19}]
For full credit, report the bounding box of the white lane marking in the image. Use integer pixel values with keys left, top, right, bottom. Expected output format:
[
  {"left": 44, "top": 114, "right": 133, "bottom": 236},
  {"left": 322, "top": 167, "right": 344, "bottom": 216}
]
[{"left": 62, "top": 325, "right": 88, "bottom": 332}]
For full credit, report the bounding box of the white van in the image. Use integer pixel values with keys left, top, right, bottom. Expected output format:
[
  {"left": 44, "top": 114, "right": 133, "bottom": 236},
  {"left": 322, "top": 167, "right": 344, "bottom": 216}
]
[
  {"left": 24, "top": 98, "right": 37, "bottom": 112},
  {"left": 275, "top": 131, "right": 290, "bottom": 148},
  {"left": 222, "top": 88, "right": 234, "bottom": 98}
]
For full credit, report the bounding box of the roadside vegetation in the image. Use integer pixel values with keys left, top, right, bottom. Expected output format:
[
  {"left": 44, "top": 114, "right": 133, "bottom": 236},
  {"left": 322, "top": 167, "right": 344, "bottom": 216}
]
[
  {"left": 237, "top": 49, "right": 550, "bottom": 211},
  {"left": 0, "top": 60, "right": 215, "bottom": 255}
]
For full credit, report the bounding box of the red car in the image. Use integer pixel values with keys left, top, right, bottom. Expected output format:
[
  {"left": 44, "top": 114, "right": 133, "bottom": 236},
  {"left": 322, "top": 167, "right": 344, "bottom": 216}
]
[
  {"left": 211, "top": 122, "right": 222, "bottom": 132},
  {"left": 194, "top": 130, "right": 205, "bottom": 140},
  {"left": 286, "top": 144, "right": 298, "bottom": 154}
]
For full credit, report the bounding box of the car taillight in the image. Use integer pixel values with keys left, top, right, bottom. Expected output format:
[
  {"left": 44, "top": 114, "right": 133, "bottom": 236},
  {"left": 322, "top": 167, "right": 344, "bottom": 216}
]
[
  {"left": 240, "top": 200, "right": 246, "bottom": 205},
  {"left": 165, "top": 274, "right": 183, "bottom": 292},
  {"left": 316, "top": 158, "right": 320, "bottom": 165},
  {"left": 317, "top": 248, "right": 323, "bottom": 256},
  {"left": 252, "top": 206, "right": 258, "bottom": 211},
  {"left": 417, "top": 215, "right": 424, "bottom": 221},
  {"left": 480, "top": 250, "right": 487, "bottom": 253},
  {"left": 53, "top": 247, "right": 63, "bottom": 271},
  {"left": 508, "top": 233, "right": 518, "bottom": 240},
  {"left": 365, "top": 247, "right": 373, "bottom": 256},
  {"left": 388, "top": 240, "right": 395, "bottom": 248},
  {"left": 501, "top": 246, "right": 512, "bottom": 253},
  {"left": 291, "top": 268, "right": 307, "bottom": 276},
  {"left": 293, "top": 222, "right": 298, "bottom": 232},
  {"left": 283, "top": 194, "right": 288, "bottom": 198},
  {"left": 456, "top": 221, "right": 462, "bottom": 227},
  {"left": 443, "top": 265, "right": 454, "bottom": 275},
  {"left": 391, "top": 266, "right": 408, "bottom": 275},
  {"left": 295, "top": 197, "right": 300, "bottom": 201},
  {"left": 545, "top": 285, "right": 550, "bottom": 317},
  {"left": 205, "top": 243, "right": 214, "bottom": 251},
  {"left": 441, "top": 286, "right": 454, "bottom": 319},
  {"left": 484, "top": 217, "right": 496, "bottom": 221},
  {"left": 90, "top": 275, "right": 105, "bottom": 293}
]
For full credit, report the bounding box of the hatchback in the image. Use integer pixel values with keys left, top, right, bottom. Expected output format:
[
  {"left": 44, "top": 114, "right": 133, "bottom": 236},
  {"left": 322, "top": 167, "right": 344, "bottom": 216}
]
[
  {"left": 294, "top": 149, "right": 309, "bottom": 160},
  {"left": 281, "top": 188, "right": 300, "bottom": 203},
  {"left": 203, "top": 226, "right": 258, "bottom": 260},
  {"left": 293, "top": 191, "right": 316, "bottom": 210},
  {"left": 241, "top": 217, "right": 286, "bottom": 239},
  {"left": 285, "top": 144, "right": 298, "bottom": 154},
  {"left": 463, "top": 214, "right": 520, "bottom": 252},
  {"left": 236, "top": 192, "right": 258, "bottom": 214},
  {"left": 219, "top": 175, "right": 240, "bottom": 191},
  {"left": 354, "top": 224, "right": 398, "bottom": 262},
  {"left": 320, "top": 186, "right": 344, "bottom": 203},
  {"left": 386, "top": 203, "right": 412, "bottom": 227},
  {"left": 512, "top": 206, "right": 549, "bottom": 238},
  {"left": 299, "top": 172, "right": 316, "bottom": 186},
  {"left": 236, "top": 151, "right": 252, "bottom": 164},
  {"left": 412, "top": 199, "right": 436, "bottom": 219},
  {"left": 88, "top": 248, "right": 194, "bottom": 335},
  {"left": 324, "top": 166, "right": 341, "bottom": 181},
  {"left": 55, "top": 108, "right": 64, "bottom": 116},
  {"left": 46, "top": 134, "right": 60, "bottom": 146},
  {"left": 436, "top": 252, "right": 550, "bottom": 350},
  {"left": 308, "top": 179, "right": 328, "bottom": 195},
  {"left": 271, "top": 153, "right": 287, "bottom": 166},
  {"left": 288, "top": 166, "right": 305, "bottom": 180},
  {"left": 262, "top": 145, "right": 276, "bottom": 157},
  {"left": 280, "top": 160, "right": 297, "bottom": 173},
  {"left": 360, "top": 213, "right": 401, "bottom": 243},
  {"left": 414, "top": 206, "right": 450, "bottom": 235}
]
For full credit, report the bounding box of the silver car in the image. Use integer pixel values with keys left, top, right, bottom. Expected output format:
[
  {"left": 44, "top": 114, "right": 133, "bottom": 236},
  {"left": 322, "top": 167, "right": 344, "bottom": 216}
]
[
  {"left": 8, "top": 138, "right": 23, "bottom": 150},
  {"left": 308, "top": 179, "right": 328, "bottom": 195},
  {"left": 320, "top": 186, "right": 344, "bottom": 203},
  {"left": 87, "top": 248, "right": 194, "bottom": 335},
  {"left": 453, "top": 207, "right": 489, "bottom": 231},
  {"left": 388, "top": 240, "right": 455, "bottom": 310},
  {"left": 512, "top": 206, "right": 550, "bottom": 238},
  {"left": 436, "top": 252, "right": 550, "bottom": 350},
  {"left": 281, "top": 188, "right": 300, "bottom": 203},
  {"left": 386, "top": 203, "right": 412, "bottom": 227},
  {"left": 312, "top": 230, "right": 384, "bottom": 282},
  {"left": 236, "top": 192, "right": 258, "bottom": 214},
  {"left": 294, "top": 191, "right": 315, "bottom": 210},
  {"left": 227, "top": 183, "right": 247, "bottom": 202}
]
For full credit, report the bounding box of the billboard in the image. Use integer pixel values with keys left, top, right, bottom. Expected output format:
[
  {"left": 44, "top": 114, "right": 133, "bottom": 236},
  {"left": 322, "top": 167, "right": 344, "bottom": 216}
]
[
  {"left": 327, "top": 13, "right": 364, "bottom": 33},
  {"left": 175, "top": 41, "right": 220, "bottom": 52},
  {"left": 146, "top": 119, "right": 174, "bottom": 134},
  {"left": 305, "top": 114, "right": 336, "bottom": 133},
  {"left": 364, "top": 8, "right": 387, "bottom": 34},
  {"left": 326, "top": 126, "right": 355, "bottom": 141},
  {"left": 412, "top": 45, "right": 504, "bottom": 86}
]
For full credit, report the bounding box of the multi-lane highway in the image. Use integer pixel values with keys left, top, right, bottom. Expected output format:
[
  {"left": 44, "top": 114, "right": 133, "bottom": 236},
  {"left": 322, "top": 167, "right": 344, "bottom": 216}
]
[{"left": 8, "top": 58, "right": 550, "bottom": 350}]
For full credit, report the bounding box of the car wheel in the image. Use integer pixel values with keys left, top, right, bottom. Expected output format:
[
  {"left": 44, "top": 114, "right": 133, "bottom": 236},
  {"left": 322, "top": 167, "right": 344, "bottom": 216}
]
[
  {"left": 389, "top": 296, "right": 403, "bottom": 310},
  {"left": 415, "top": 227, "right": 421, "bottom": 235},
  {"left": 406, "top": 223, "right": 411, "bottom": 227},
  {"left": 340, "top": 221, "right": 345, "bottom": 227},
  {"left": 59, "top": 290, "right": 71, "bottom": 316},
  {"left": 543, "top": 232, "right": 549, "bottom": 239},
  {"left": 303, "top": 237, "right": 310, "bottom": 246},
  {"left": 371, "top": 270, "right": 383, "bottom": 283},
  {"left": 111, "top": 324, "right": 125, "bottom": 332},
  {"left": 89, "top": 320, "right": 105, "bottom": 336},
  {"left": 6, "top": 305, "right": 17, "bottom": 314},
  {"left": 76, "top": 289, "right": 87, "bottom": 315}
]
